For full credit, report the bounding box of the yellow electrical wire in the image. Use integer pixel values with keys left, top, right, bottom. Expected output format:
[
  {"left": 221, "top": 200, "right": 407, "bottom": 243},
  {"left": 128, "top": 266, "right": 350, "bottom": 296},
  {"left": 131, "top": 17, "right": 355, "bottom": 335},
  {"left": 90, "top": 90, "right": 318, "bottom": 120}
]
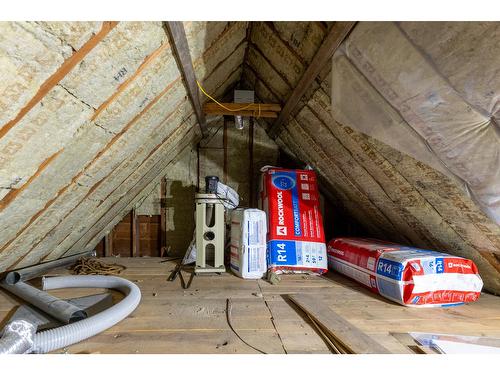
[{"left": 197, "top": 80, "right": 261, "bottom": 117}]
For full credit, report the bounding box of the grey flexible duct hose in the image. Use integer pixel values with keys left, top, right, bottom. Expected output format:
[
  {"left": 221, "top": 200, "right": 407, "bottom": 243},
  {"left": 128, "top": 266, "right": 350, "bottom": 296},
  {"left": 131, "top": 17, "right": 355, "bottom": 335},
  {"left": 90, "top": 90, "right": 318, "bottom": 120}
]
[
  {"left": 0, "top": 281, "right": 87, "bottom": 324},
  {"left": 31, "top": 275, "right": 141, "bottom": 353}
]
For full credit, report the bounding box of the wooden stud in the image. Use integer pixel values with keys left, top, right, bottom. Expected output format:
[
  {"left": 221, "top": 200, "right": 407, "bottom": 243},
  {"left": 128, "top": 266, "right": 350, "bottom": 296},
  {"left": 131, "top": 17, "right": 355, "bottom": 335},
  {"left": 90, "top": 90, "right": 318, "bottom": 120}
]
[
  {"left": 223, "top": 116, "right": 229, "bottom": 184},
  {"left": 104, "top": 229, "right": 113, "bottom": 257},
  {"left": 248, "top": 117, "right": 255, "bottom": 207},
  {"left": 267, "top": 22, "right": 357, "bottom": 139},
  {"left": 160, "top": 177, "right": 167, "bottom": 256},
  {"left": 131, "top": 208, "right": 139, "bottom": 257},
  {"left": 164, "top": 22, "right": 208, "bottom": 138}
]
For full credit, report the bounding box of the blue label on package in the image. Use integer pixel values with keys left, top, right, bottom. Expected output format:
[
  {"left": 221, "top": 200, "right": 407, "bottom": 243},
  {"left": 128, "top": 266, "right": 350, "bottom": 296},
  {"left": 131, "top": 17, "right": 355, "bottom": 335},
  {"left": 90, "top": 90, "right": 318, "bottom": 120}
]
[
  {"left": 271, "top": 174, "right": 296, "bottom": 190},
  {"left": 271, "top": 171, "right": 302, "bottom": 237},
  {"left": 435, "top": 258, "right": 444, "bottom": 273},
  {"left": 268, "top": 240, "right": 297, "bottom": 266},
  {"left": 376, "top": 258, "right": 404, "bottom": 280}
]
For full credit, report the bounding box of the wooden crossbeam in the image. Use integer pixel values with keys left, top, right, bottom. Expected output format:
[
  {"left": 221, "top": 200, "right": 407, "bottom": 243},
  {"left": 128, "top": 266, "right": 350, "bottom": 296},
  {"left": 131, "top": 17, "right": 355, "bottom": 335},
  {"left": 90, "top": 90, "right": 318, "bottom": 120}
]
[
  {"left": 205, "top": 103, "right": 281, "bottom": 112},
  {"left": 267, "top": 21, "right": 357, "bottom": 139},
  {"left": 203, "top": 102, "right": 280, "bottom": 118},
  {"left": 164, "top": 21, "right": 208, "bottom": 137}
]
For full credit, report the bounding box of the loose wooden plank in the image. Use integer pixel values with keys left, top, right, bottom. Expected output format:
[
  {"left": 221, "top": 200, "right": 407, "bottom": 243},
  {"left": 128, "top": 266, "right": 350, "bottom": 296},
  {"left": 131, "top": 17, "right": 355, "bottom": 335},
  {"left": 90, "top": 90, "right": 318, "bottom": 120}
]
[
  {"left": 165, "top": 22, "right": 208, "bottom": 137},
  {"left": 267, "top": 22, "right": 356, "bottom": 139},
  {"left": 289, "top": 293, "right": 391, "bottom": 353}
]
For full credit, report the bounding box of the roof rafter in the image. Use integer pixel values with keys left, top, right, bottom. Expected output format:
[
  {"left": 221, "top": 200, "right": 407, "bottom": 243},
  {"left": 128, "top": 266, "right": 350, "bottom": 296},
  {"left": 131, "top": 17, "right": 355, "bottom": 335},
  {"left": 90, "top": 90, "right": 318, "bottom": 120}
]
[
  {"left": 164, "top": 21, "right": 208, "bottom": 137},
  {"left": 267, "top": 21, "right": 357, "bottom": 139}
]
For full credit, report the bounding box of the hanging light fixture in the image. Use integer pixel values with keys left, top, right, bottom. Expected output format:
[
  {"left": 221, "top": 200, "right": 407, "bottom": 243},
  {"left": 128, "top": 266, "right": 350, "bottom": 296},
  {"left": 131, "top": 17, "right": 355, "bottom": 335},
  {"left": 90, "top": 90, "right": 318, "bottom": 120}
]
[
  {"left": 234, "top": 89, "right": 254, "bottom": 131},
  {"left": 235, "top": 115, "right": 244, "bottom": 130}
]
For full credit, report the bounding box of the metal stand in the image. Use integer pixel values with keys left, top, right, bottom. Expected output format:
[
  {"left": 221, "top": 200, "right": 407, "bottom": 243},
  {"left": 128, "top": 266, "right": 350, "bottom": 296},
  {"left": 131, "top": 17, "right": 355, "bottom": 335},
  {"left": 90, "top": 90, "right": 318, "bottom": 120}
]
[{"left": 195, "top": 193, "right": 225, "bottom": 274}]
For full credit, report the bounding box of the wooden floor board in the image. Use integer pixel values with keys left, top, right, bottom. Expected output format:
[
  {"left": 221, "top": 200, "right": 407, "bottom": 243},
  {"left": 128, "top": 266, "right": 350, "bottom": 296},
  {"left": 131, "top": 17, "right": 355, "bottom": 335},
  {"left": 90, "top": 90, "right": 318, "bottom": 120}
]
[{"left": 0, "top": 257, "right": 499, "bottom": 353}]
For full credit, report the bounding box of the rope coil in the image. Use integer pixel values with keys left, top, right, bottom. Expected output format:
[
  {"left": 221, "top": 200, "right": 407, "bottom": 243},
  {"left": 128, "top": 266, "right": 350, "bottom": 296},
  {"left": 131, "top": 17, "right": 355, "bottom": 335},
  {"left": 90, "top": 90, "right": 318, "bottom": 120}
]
[{"left": 70, "top": 257, "right": 126, "bottom": 276}]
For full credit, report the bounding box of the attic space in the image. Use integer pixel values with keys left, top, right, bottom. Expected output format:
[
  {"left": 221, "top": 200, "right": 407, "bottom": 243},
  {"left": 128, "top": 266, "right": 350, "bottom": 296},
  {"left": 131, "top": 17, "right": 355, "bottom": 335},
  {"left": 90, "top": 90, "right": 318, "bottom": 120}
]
[{"left": 0, "top": 21, "right": 499, "bottom": 355}]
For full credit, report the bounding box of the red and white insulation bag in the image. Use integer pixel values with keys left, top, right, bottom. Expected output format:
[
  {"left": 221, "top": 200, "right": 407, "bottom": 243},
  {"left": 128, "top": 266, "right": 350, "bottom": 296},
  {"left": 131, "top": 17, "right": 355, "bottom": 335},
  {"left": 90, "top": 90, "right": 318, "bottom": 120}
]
[
  {"left": 259, "top": 167, "right": 327, "bottom": 275},
  {"left": 327, "top": 237, "right": 483, "bottom": 307}
]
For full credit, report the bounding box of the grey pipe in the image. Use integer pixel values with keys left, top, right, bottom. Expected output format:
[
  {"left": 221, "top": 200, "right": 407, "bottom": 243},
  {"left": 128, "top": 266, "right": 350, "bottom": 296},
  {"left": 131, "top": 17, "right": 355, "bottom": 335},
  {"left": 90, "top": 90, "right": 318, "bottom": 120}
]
[
  {"left": 0, "top": 281, "right": 87, "bottom": 324},
  {"left": 0, "top": 320, "right": 36, "bottom": 354},
  {"left": 3, "top": 251, "right": 95, "bottom": 285},
  {"left": 30, "top": 275, "right": 140, "bottom": 353}
]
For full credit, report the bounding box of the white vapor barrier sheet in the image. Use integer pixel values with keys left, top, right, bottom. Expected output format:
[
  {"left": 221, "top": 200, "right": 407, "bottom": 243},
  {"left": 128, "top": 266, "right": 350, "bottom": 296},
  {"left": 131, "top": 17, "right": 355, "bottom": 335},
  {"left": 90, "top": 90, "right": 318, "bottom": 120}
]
[{"left": 331, "top": 22, "right": 500, "bottom": 224}]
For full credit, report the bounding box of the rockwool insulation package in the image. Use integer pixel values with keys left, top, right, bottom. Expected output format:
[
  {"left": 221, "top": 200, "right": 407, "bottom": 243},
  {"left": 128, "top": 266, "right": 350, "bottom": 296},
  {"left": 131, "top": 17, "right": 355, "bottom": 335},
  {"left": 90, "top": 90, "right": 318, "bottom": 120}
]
[
  {"left": 259, "top": 167, "right": 327, "bottom": 274},
  {"left": 230, "top": 208, "right": 267, "bottom": 279},
  {"left": 327, "top": 237, "right": 483, "bottom": 307}
]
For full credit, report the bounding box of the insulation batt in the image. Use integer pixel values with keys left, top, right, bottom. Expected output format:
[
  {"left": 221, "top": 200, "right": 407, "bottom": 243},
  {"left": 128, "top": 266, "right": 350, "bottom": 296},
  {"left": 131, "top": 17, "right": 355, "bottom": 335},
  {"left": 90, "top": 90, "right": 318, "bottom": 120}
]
[
  {"left": 327, "top": 237, "right": 483, "bottom": 307},
  {"left": 230, "top": 208, "right": 267, "bottom": 279},
  {"left": 259, "top": 167, "right": 327, "bottom": 274}
]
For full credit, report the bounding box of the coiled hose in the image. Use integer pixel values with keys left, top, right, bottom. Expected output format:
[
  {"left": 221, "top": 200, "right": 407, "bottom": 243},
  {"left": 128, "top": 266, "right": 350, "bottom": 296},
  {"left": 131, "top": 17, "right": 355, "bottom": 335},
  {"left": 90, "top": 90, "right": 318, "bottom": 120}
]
[{"left": 31, "top": 275, "right": 141, "bottom": 353}]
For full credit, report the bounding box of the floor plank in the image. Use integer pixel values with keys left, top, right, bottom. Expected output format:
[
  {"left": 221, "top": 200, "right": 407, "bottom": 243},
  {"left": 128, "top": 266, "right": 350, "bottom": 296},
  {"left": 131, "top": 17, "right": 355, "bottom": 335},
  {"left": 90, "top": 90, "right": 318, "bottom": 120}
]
[{"left": 0, "top": 257, "right": 499, "bottom": 354}]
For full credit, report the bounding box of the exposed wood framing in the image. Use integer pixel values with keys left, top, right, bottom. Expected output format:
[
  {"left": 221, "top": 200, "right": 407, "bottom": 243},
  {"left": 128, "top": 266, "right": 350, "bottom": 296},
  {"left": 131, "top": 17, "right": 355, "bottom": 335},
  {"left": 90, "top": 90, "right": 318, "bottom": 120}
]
[
  {"left": 248, "top": 117, "right": 255, "bottom": 207},
  {"left": 203, "top": 102, "right": 280, "bottom": 118},
  {"left": 267, "top": 22, "right": 356, "bottom": 139},
  {"left": 165, "top": 21, "right": 208, "bottom": 137},
  {"left": 104, "top": 230, "right": 113, "bottom": 257},
  {"left": 160, "top": 176, "right": 167, "bottom": 256},
  {"left": 223, "top": 115, "right": 229, "bottom": 184},
  {"left": 131, "top": 208, "right": 139, "bottom": 257}
]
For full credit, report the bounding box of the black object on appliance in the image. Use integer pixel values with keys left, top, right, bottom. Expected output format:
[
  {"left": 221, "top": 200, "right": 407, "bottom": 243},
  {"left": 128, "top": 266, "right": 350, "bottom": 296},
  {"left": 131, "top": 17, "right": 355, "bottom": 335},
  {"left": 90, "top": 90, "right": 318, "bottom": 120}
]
[{"left": 205, "top": 176, "right": 219, "bottom": 194}]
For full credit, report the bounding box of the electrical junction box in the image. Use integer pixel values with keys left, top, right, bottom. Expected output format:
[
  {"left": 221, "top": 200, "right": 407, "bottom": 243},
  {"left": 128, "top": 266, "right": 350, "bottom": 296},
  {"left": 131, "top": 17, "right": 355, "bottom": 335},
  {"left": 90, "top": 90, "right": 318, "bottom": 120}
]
[{"left": 234, "top": 90, "right": 254, "bottom": 104}]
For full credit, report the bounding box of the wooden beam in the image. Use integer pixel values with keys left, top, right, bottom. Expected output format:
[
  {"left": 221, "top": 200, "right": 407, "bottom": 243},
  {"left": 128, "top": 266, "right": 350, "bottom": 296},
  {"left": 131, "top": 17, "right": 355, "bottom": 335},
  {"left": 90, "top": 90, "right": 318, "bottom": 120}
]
[
  {"left": 160, "top": 176, "right": 167, "bottom": 257},
  {"left": 164, "top": 21, "right": 208, "bottom": 137},
  {"left": 131, "top": 208, "right": 139, "bottom": 257},
  {"left": 289, "top": 294, "right": 391, "bottom": 354},
  {"left": 223, "top": 116, "right": 229, "bottom": 184},
  {"left": 206, "top": 109, "right": 277, "bottom": 118},
  {"left": 248, "top": 117, "right": 255, "bottom": 207},
  {"left": 203, "top": 103, "right": 280, "bottom": 118},
  {"left": 104, "top": 229, "right": 113, "bottom": 257},
  {"left": 205, "top": 102, "right": 281, "bottom": 112},
  {"left": 267, "top": 22, "right": 356, "bottom": 139}
]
